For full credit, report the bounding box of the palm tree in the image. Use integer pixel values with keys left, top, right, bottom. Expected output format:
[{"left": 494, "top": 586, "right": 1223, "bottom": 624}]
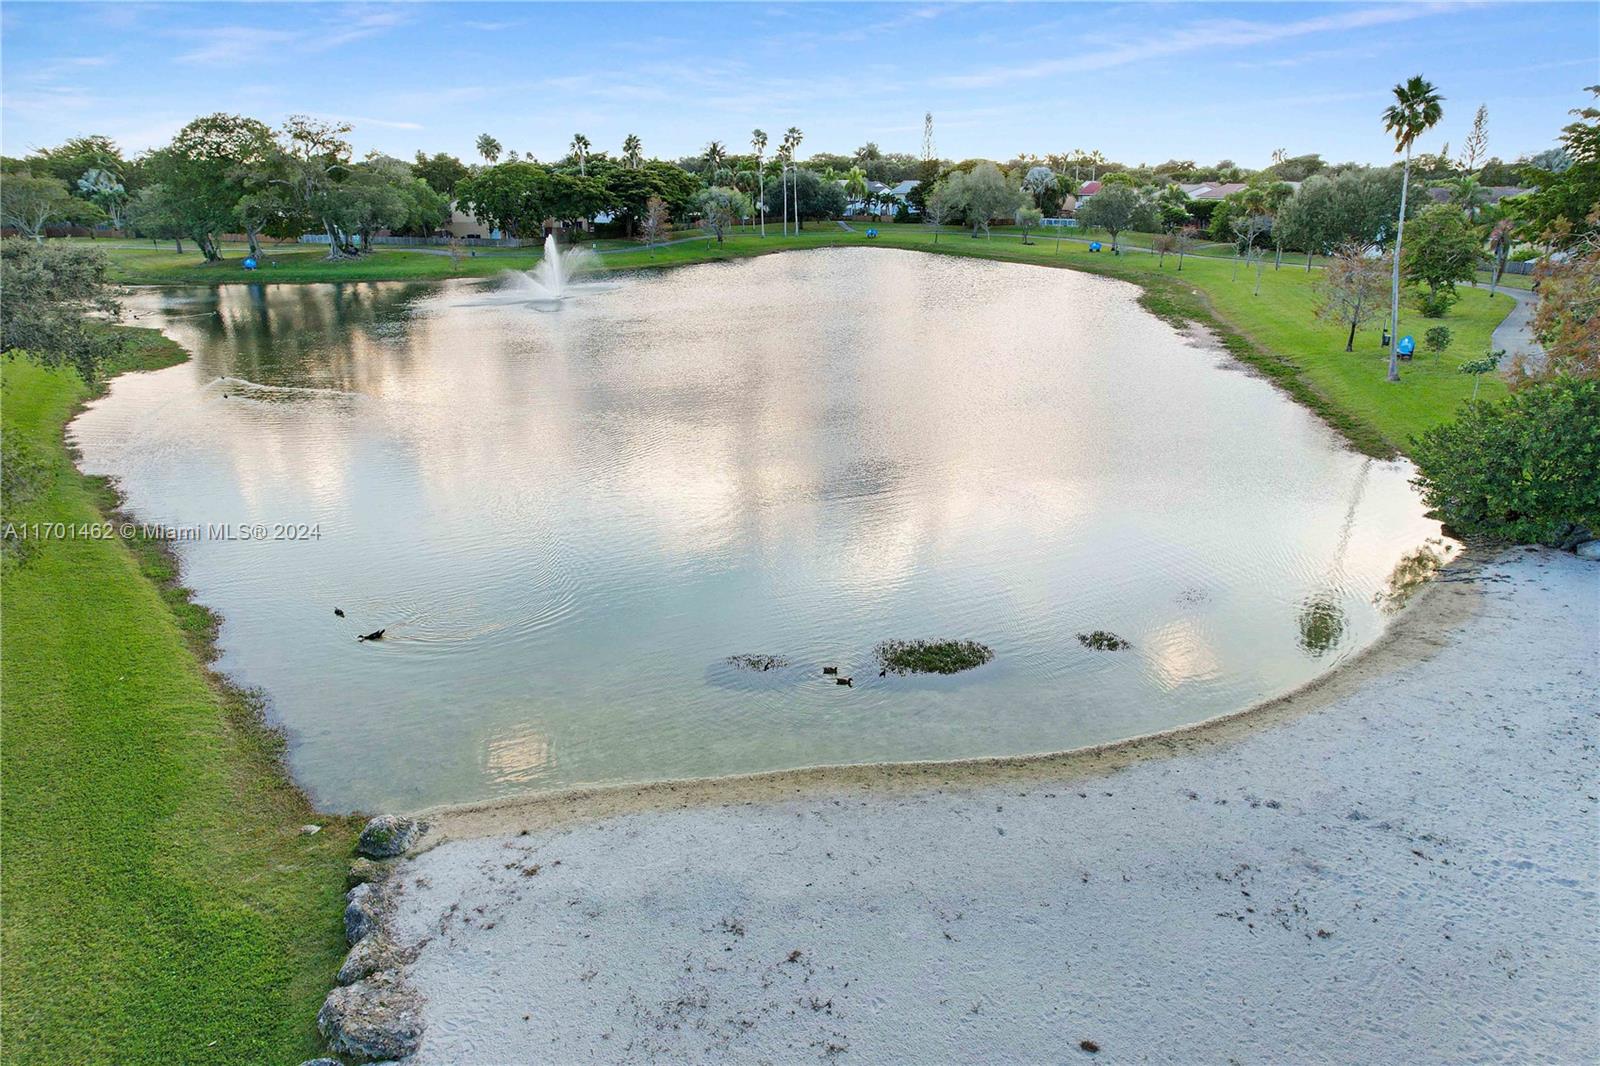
[
  {"left": 844, "top": 166, "right": 868, "bottom": 217},
  {"left": 1486, "top": 218, "right": 1514, "bottom": 298},
  {"left": 1382, "top": 75, "right": 1444, "bottom": 382},
  {"left": 570, "top": 133, "right": 591, "bottom": 176},
  {"left": 1449, "top": 173, "right": 1486, "bottom": 217},
  {"left": 703, "top": 140, "right": 727, "bottom": 179},
  {"left": 784, "top": 128, "right": 803, "bottom": 233},
  {"left": 622, "top": 134, "right": 643, "bottom": 170},
  {"left": 751, "top": 129, "right": 768, "bottom": 237},
  {"left": 475, "top": 133, "right": 501, "bottom": 165}
]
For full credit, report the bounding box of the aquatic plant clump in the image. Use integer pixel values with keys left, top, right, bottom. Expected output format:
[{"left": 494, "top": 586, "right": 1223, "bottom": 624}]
[
  {"left": 1077, "top": 631, "right": 1133, "bottom": 651},
  {"left": 726, "top": 653, "right": 790, "bottom": 672},
  {"left": 875, "top": 639, "right": 994, "bottom": 675}
]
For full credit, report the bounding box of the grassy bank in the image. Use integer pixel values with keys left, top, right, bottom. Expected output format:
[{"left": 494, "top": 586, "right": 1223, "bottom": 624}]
[
  {"left": 93, "top": 222, "right": 1513, "bottom": 455},
  {"left": 0, "top": 332, "right": 357, "bottom": 1065}
]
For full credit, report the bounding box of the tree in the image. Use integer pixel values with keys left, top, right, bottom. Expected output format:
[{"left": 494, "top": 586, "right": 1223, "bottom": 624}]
[
  {"left": 750, "top": 129, "right": 768, "bottom": 236},
  {"left": 1316, "top": 240, "right": 1391, "bottom": 351},
  {"left": 843, "top": 166, "right": 868, "bottom": 216},
  {"left": 1022, "top": 166, "right": 1057, "bottom": 210},
  {"left": 1486, "top": 219, "right": 1515, "bottom": 298},
  {"left": 0, "top": 239, "right": 122, "bottom": 380},
  {"left": 29, "top": 135, "right": 124, "bottom": 187},
  {"left": 145, "top": 113, "right": 276, "bottom": 261},
  {"left": 569, "top": 133, "right": 591, "bottom": 176},
  {"left": 1156, "top": 183, "right": 1191, "bottom": 231},
  {"left": 923, "top": 181, "right": 954, "bottom": 244},
  {"left": 1175, "top": 224, "right": 1200, "bottom": 270},
  {"left": 1151, "top": 232, "right": 1177, "bottom": 267},
  {"left": 694, "top": 186, "right": 751, "bottom": 245},
  {"left": 1424, "top": 325, "right": 1454, "bottom": 355},
  {"left": 412, "top": 151, "right": 470, "bottom": 195},
  {"left": 761, "top": 167, "right": 842, "bottom": 230},
  {"left": 702, "top": 140, "right": 726, "bottom": 180},
  {"left": 125, "top": 183, "right": 186, "bottom": 252},
  {"left": 939, "top": 162, "right": 1024, "bottom": 237},
  {"left": 275, "top": 115, "right": 356, "bottom": 258},
  {"left": 0, "top": 172, "right": 71, "bottom": 240},
  {"left": 1079, "top": 182, "right": 1152, "bottom": 252},
  {"left": 476, "top": 134, "right": 502, "bottom": 164},
  {"left": 1523, "top": 230, "right": 1598, "bottom": 383},
  {"left": 233, "top": 189, "right": 291, "bottom": 259},
  {"left": 1276, "top": 168, "right": 1409, "bottom": 269},
  {"left": 1015, "top": 205, "right": 1043, "bottom": 244},
  {"left": 76, "top": 167, "right": 128, "bottom": 230},
  {"left": 1402, "top": 203, "right": 1478, "bottom": 315},
  {"left": 1458, "top": 104, "right": 1489, "bottom": 173},
  {"left": 1410, "top": 377, "right": 1600, "bottom": 546},
  {"left": 639, "top": 194, "right": 670, "bottom": 250},
  {"left": 1382, "top": 75, "right": 1445, "bottom": 381},
  {"left": 1516, "top": 86, "right": 1600, "bottom": 249}
]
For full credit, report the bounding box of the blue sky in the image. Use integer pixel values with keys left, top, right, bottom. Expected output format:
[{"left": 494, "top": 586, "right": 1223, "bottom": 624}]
[{"left": 3, "top": 2, "right": 1595, "bottom": 168}]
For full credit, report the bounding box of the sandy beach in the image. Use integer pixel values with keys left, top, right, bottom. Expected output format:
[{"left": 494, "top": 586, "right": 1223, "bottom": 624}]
[{"left": 371, "top": 549, "right": 1597, "bottom": 1063}]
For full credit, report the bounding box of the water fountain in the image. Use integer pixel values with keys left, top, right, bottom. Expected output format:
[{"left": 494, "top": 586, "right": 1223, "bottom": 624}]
[{"left": 465, "top": 234, "right": 613, "bottom": 311}]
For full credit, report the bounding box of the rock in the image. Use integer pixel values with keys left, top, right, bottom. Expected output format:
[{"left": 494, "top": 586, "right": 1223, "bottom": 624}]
[
  {"left": 300, "top": 824, "right": 322, "bottom": 835},
  {"left": 1575, "top": 540, "right": 1600, "bottom": 561},
  {"left": 298, "top": 1060, "right": 344, "bottom": 1066},
  {"left": 348, "top": 857, "right": 395, "bottom": 889},
  {"left": 338, "top": 932, "right": 407, "bottom": 986},
  {"left": 344, "top": 881, "right": 387, "bottom": 944},
  {"left": 317, "top": 972, "right": 426, "bottom": 1061},
  {"left": 356, "top": 815, "right": 424, "bottom": 859}
]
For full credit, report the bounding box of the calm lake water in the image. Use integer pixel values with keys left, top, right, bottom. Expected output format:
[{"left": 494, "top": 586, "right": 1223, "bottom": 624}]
[{"left": 73, "top": 249, "right": 1446, "bottom": 812}]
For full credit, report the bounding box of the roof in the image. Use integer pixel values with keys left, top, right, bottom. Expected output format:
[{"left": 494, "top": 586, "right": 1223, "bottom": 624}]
[
  {"left": 1077, "top": 180, "right": 1102, "bottom": 197},
  {"left": 889, "top": 179, "right": 920, "bottom": 195},
  {"left": 1178, "top": 182, "right": 1249, "bottom": 200}
]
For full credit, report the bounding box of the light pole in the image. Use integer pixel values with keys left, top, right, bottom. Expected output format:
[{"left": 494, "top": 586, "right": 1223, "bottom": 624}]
[{"left": 781, "top": 161, "right": 790, "bottom": 237}]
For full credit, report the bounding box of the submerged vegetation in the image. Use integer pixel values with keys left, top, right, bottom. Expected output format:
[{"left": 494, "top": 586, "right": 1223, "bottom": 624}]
[
  {"left": 1077, "top": 631, "right": 1134, "bottom": 651},
  {"left": 726, "top": 653, "right": 790, "bottom": 672},
  {"left": 875, "top": 639, "right": 995, "bottom": 675}
]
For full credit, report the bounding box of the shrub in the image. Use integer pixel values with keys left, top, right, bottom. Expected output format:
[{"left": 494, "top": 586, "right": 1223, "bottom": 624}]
[
  {"left": 0, "top": 238, "right": 123, "bottom": 380},
  {"left": 1412, "top": 288, "right": 1458, "bottom": 318},
  {"left": 1410, "top": 377, "right": 1600, "bottom": 545},
  {"left": 1424, "top": 325, "right": 1453, "bottom": 354}
]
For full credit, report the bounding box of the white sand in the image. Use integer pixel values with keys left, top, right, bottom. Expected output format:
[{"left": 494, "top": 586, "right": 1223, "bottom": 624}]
[{"left": 383, "top": 550, "right": 1598, "bottom": 1064}]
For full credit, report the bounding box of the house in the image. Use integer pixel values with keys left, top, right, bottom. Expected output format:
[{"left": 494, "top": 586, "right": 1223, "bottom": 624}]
[{"left": 1075, "top": 180, "right": 1102, "bottom": 203}]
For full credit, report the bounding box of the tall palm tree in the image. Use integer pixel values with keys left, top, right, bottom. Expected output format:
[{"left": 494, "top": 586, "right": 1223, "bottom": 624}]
[
  {"left": 622, "top": 134, "right": 643, "bottom": 170},
  {"left": 703, "top": 140, "right": 727, "bottom": 179},
  {"left": 784, "top": 128, "right": 803, "bottom": 233},
  {"left": 1486, "top": 218, "right": 1515, "bottom": 298},
  {"left": 751, "top": 129, "right": 768, "bottom": 237},
  {"left": 475, "top": 133, "right": 501, "bottom": 165},
  {"left": 1382, "top": 75, "right": 1444, "bottom": 382},
  {"left": 570, "top": 133, "right": 591, "bottom": 176}
]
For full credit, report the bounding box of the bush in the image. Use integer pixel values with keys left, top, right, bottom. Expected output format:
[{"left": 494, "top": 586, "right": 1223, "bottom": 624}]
[
  {"left": 1424, "top": 325, "right": 1453, "bottom": 354},
  {"left": 1410, "top": 377, "right": 1600, "bottom": 546},
  {"left": 1412, "top": 288, "right": 1458, "bottom": 318},
  {"left": 0, "top": 238, "right": 123, "bottom": 380}
]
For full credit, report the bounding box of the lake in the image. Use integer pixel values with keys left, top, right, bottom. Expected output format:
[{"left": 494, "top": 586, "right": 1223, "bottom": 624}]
[{"left": 72, "top": 248, "right": 1446, "bottom": 812}]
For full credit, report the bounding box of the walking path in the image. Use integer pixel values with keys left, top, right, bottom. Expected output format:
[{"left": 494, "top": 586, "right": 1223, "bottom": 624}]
[
  {"left": 371, "top": 549, "right": 1597, "bottom": 1064},
  {"left": 1489, "top": 285, "right": 1546, "bottom": 374}
]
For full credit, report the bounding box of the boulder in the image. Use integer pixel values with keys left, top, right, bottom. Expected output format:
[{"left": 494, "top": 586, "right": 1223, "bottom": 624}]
[
  {"left": 1576, "top": 540, "right": 1600, "bottom": 561},
  {"left": 298, "top": 1060, "right": 344, "bottom": 1066},
  {"left": 317, "top": 972, "right": 425, "bottom": 1061},
  {"left": 356, "top": 815, "right": 424, "bottom": 859},
  {"left": 338, "top": 931, "right": 410, "bottom": 986},
  {"left": 344, "top": 881, "right": 386, "bottom": 944},
  {"left": 347, "top": 857, "right": 395, "bottom": 889}
]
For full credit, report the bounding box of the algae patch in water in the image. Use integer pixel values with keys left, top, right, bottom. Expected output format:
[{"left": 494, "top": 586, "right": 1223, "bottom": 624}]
[
  {"left": 1077, "top": 631, "right": 1133, "bottom": 651},
  {"left": 726, "top": 654, "right": 791, "bottom": 672},
  {"left": 875, "top": 639, "right": 995, "bottom": 675}
]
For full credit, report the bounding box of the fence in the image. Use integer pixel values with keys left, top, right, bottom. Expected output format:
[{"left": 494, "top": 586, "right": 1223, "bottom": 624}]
[{"left": 297, "top": 234, "right": 531, "bottom": 249}]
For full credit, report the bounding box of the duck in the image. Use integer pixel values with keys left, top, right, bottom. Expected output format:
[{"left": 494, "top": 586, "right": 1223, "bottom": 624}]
[
  {"left": 334, "top": 608, "right": 345, "bottom": 618},
  {"left": 357, "top": 629, "right": 385, "bottom": 642},
  {"left": 822, "top": 666, "right": 838, "bottom": 675},
  {"left": 835, "top": 676, "right": 853, "bottom": 687}
]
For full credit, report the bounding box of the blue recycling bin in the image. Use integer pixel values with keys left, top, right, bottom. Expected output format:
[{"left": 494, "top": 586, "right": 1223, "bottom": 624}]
[
  {"left": 243, "top": 257, "right": 258, "bottom": 270},
  {"left": 1397, "top": 334, "right": 1415, "bottom": 359},
  {"left": 1089, "top": 241, "right": 1102, "bottom": 252},
  {"left": 866, "top": 228, "right": 878, "bottom": 238}
]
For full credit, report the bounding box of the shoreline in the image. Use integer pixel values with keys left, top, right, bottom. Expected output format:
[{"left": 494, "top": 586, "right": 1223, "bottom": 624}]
[
  {"left": 412, "top": 546, "right": 1477, "bottom": 843},
  {"left": 380, "top": 547, "right": 1597, "bottom": 1063}
]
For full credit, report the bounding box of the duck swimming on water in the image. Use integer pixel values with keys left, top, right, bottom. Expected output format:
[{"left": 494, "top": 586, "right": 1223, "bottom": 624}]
[{"left": 357, "top": 629, "right": 385, "bottom": 642}]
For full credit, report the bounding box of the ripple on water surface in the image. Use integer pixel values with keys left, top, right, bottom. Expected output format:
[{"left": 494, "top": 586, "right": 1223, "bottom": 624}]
[{"left": 70, "top": 251, "right": 1449, "bottom": 811}]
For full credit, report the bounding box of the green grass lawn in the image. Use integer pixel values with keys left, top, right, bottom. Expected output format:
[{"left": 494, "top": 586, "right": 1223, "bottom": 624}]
[{"left": 1, "top": 334, "right": 358, "bottom": 1065}]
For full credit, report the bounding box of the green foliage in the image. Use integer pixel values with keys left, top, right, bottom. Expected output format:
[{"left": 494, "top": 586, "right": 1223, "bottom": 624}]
[
  {"left": 1516, "top": 86, "right": 1599, "bottom": 248},
  {"left": 412, "top": 151, "right": 471, "bottom": 195},
  {"left": 1276, "top": 168, "right": 1408, "bottom": 254},
  {"left": 1079, "top": 183, "right": 1155, "bottom": 249},
  {"left": 0, "top": 171, "right": 73, "bottom": 238},
  {"left": 760, "top": 168, "right": 847, "bottom": 229},
  {"left": 1402, "top": 204, "right": 1479, "bottom": 313},
  {"left": 693, "top": 185, "right": 752, "bottom": 244},
  {"left": 1424, "top": 325, "right": 1453, "bottom": 353},
  {"left": 875, "top": 639, "right": 995, "bottom": 674},
  {"left": 1077, "top": 630, "right": 1132, "bottom": 651},
  {"left": 1410, "top": 377, "right": 1600, "bottom": 544},
  {"left": 0, "top": 239, "right": 123, "bottom": 380}
]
